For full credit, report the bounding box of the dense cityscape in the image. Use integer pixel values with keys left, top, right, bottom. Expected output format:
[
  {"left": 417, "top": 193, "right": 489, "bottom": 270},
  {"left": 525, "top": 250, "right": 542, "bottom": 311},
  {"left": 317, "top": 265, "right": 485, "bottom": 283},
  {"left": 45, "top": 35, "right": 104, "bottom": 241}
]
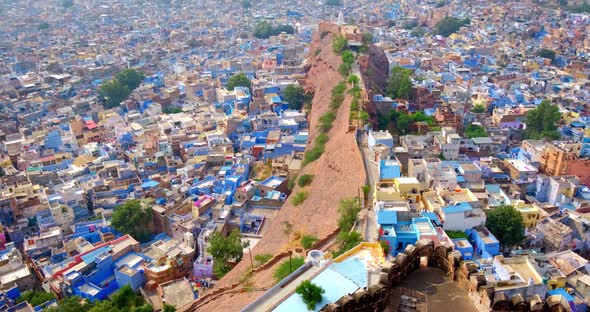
[{"left": 0, "top": 0, "right": 590, "bottom": 311}]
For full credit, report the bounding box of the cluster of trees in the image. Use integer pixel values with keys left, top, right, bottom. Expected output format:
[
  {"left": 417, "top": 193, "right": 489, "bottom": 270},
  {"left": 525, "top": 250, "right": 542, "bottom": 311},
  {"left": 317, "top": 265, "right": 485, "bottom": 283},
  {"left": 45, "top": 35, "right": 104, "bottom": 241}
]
[
  {"left": 99, "top": 69, "right": 145, "bottom": 109},
  {"left": 111, "top": 199, "right": 153, "bottom": 243},
  {"left": 253, "top": 21, "right": 295, "bottom": 39},
  {"left": 377, "top": 110, "right": 435, "bottom": 134},
  {"left": 62, "top": 0, "right": 74, "bottom": 8},
  {"left": 464, "top": 124, "right": 489, "bottom": 138},
  {"left": 226, "top": 73, "right": 251, "bottom": 91},
  {"left": 162, "top": 106, "right": 183, "bottom": 114},
  {"left": 42, "top": 285, "right": 173, "bottom": 312},
  {"left": 325, "top": 0, "right": 341, "bottom": 6},
  {"left": 338, "top": 50, "right": 355, "bottom": 76},
  {"left": 433, "top": 16, "right": 470, "bottom": 37},
  {"left": 485, "top": 205, "right": 525, "bottom": 247},
  {"left": 16, "top": 290, "right": 54, "bottom": 307},
  {"left": 283, "top": 84, "right": 311, "bottom": 110},
  {"left": 207, "top": 230, "right": 244, "bottom": 278},
  {"left": 524, "top": 99, "right": 561, "bottom": 140},
  {"left": 386, "top": 66, "right": 412, "bottom": 99},
  {"left": 410, "top": 28, "right": 426, "bottom": 38}
]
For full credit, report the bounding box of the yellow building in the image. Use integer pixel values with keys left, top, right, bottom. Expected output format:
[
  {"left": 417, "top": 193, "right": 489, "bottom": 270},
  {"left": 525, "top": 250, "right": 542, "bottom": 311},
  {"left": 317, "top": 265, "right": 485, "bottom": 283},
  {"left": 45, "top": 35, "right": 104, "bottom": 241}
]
[
  {"left": 374, "top": 177, "right": 423, "bottom": 204},
  {"left": 514, "top": 200, "right": 542, "bottom": 228}
]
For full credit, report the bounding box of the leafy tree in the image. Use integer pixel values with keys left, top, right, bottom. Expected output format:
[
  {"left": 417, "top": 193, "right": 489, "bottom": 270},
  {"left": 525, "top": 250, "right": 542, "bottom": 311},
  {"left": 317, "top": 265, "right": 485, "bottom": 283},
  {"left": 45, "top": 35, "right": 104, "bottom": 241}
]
[
  {"left": 337, "top": 198, "right": 361, "bottom": 231},
  {"left": 537, "top": 48, "right": 556, "bottom": 61},
  {"left": 471, "top": 104, "right": 486, "bottom": 113},
  {"left": 348, "top": 74, "right": 360, "bottom": 86},
  {"left": 253, "top": 21, "right": 274, "bottom": 39},
  {"left": 403, "top": 20, "right": 419, "bottom": 30},
  {"left": 283, "top": 84, "right": 308, "bottom": 110},
  {"left": 207, "top": 230, "right": 244, "bottom": 278},
  {"left": 332, "top": 35, "right": 348, "bottom": 54},
  {"left": 296, "top": 280, "right": 325, "bottom": 310},
  {"left": 433, "top": 16, "right": 470, "bottom": 37},
  {"left": 111, "top": 199, "right": 153, "bottom": 243},
  {"left": 187, "top": 38, "right": 202, "bottom": 48},
  {"left": 524, "top": 99, "right": 561, "bottom": 140},
  {"left": 99, "top": 69, "right": 144, "bottom": 109},
  {"left": 226, "top": 73, "right": 251, "bottom": 91},
  {"left": 253, "top": 21, "right": 294, "bottom": 39},
  {"left": 162, "top": 106, "right": 183, "bottom": 114},
  {"left": 116, "top": 69, "right": 145, "bottom": 91},
  {"left": 43, "top": 296, "right": 91, "bottom": 312},
  {"left": 570, "top": 2, "right": 590, "bottom": 13},
  {"left": 386, "top": 66, "right": 412, "bottom": 99},
  {"left": 325, "top": 0, "right": 341, "bottom": 6},
  {"left": 361, "top": 31, "right": 374, "bottom": 45},
  {"left": 410, "top": 28, "right": 425, "bottom": 37},
  {"left": 38, "top": 22, "right": 49, "bottom": 30},
  {"left": 16, "top": 290, "right": 54, "bottom": 307},
  {"left": 274, "top": 256, "right": 305, "bottom": 282},
  {"left": 300, "top": 235, "right": 319, "bottom": 249},
  {"left": 333, "top": 231, "right": 362, "bottom": 257},
  {"left": 465, "top": 124, "right": 489, "bottom": 138},
  {"left": 435, "top": 1, "right": 446, "bottom": 8},
  {"left": 241, "top": 0, "right": 251, "bottom": 9},
  {"left": 485, "top": 205, "right": 525, "bottom": 247},
  {"left": 297, "top": 174, "right": 314, "bottom": 187},
  {"left": 163, "top": 304, "right": 176, "bottom": 312},
  {"left": 99, "top": 79, "right": 130, "bottom": 109}
]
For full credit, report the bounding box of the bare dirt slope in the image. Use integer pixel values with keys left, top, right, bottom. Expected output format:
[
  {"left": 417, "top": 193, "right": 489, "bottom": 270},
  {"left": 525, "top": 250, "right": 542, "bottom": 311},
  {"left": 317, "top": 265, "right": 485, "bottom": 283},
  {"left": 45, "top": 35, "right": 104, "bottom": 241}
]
[{"left": 183, "top": 23, "right": 366, "bottom": 311}]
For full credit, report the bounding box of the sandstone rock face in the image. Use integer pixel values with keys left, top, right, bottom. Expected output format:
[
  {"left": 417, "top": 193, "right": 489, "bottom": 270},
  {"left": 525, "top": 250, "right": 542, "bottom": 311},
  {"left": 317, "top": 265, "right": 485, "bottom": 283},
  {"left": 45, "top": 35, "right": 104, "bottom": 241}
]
[{"left": 184, "top": 22, "right": 366, "bottom": 312}]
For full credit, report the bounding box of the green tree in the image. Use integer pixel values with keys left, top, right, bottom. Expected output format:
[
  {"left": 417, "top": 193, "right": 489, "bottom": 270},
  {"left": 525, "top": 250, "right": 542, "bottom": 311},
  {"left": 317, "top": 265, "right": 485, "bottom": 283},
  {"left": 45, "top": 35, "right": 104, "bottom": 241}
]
[
  {"left": 485, "top": 205, "right": 525, "bottom": 247},
  {"left": 386, "top": 66, "right": 412, "bottom": 99},
  {"left": 16, "top": 290, "right": 54, "bottom": 307},
  {"left": 43, "top": 296, "right": 91, "bottom": 312},
  {"left": 163, "top": 304, "right": 176, "bottom": 312},
  {"left": 116, "top": 69, "right": 145, "bottom": 91},
  {"left": 524, "top": 99, "right": 561, "bottom": 140},
  {"left": 274, "top": 256, "right": 305, "bottom": 282},
  {"left": 537, "top": 48, "right": 556, "bottom": 61},
  {"left": 162, "top": 106, "right": 183, "bottom": 114},
  {"left": 241, "top": 0, "right": 251, "bottom": 9},
  {"left": 207, "top": 230, "right": 244, "bottom": 278},
  {"left": 471, "top": 104, "right": 486, "bottom": 113},
  {"left": 297, "top": 174, "right": 314, "bottom": 187},
  {"left": 332, "top": 35, "right": 348, "bottom": 54},
  {"left": 99, "top": 79, "right": 130, "bottom": 109},
  {"left": 300, "top": 235, "right": 319, "bottom": 249},
  {"left": 325, "top": 0, "right": 341, "bottom": 6},
  {"left": 283, "top": 84, "right": 308, "bottom": 110},
  {"left": 111, "top": 199, "right": 153, "bottom": 243},
  {"left": 295, "top": 280, "right": 325, "bottom": 310},
  {"left": 362, "top": 31, "right": 374, "bottom": 45},
  {"left": 275, "top": 24, "right": 295, "bottom": 34},
  {"left": 333, "top": 231, "right": 363, "bottom": 257},
  {"left": 410, "top": 28, "right": 425, "bottom": 37},
  {"left": 38, "top": 22, "right": 49, "bottom": 30},
  {"left": 433, "top": 16, "right": 470, "bottom": 37},
  {"left": 465, "top": 124, "right": 489, "bottom": 138},
  {"left": 337, "top": 198, "right": 361, "bottom": 231},
  {"left": 403, "top": 20, "right": 419, "bottom": 30},
  {"left": 226, "top": 73, "right": 251, "bottom": 91},
  {"left": 254, "top": 21, "right": 274, "bottom": 39}
]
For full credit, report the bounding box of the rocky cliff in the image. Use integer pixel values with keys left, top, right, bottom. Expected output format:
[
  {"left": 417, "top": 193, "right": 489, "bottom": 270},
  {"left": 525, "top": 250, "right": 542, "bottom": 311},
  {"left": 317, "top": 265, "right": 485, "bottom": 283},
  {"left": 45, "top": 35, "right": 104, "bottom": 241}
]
[{"left": 182, "top": 22, "right": 366, "bottom": 311}]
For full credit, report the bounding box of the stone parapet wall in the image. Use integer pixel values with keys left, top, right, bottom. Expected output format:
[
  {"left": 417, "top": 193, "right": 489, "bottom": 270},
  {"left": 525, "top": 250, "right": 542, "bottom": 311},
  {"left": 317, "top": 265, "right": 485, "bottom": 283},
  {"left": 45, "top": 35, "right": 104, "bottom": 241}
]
[{"left": 320, "top": 239, "right": 567, "bottom": 312}]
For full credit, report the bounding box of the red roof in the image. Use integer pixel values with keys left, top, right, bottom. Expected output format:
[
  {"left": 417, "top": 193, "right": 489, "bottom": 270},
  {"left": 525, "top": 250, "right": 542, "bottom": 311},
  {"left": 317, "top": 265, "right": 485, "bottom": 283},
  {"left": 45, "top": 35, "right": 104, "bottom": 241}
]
[{"left": 85, "top": 120, "right": 97, "bottom": 130}]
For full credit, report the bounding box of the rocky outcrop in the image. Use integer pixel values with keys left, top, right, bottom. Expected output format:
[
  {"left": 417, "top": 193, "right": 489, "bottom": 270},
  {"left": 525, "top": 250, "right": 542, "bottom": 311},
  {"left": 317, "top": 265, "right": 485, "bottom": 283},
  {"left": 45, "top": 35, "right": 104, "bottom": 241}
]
[{"left": 183, "top": 22, "right": 366, "bottom": 311}]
